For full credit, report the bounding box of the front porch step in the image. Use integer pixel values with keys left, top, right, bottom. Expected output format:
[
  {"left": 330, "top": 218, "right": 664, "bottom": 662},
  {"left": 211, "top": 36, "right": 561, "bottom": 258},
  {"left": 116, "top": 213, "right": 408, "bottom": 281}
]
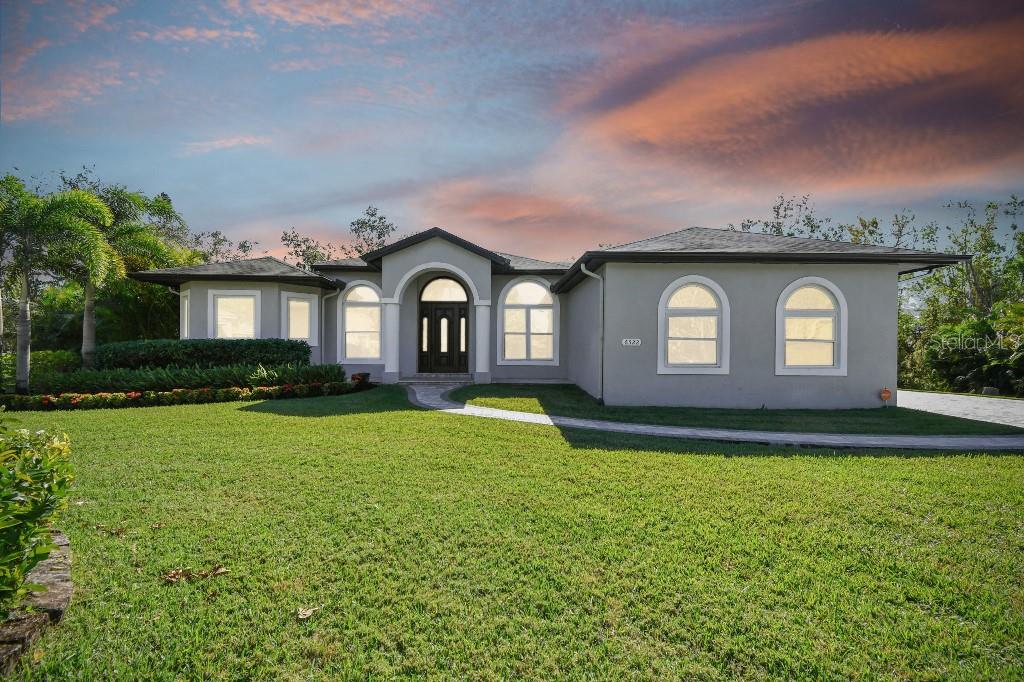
[{"left": 399, "top": 373, "right": 472, "bottom": 384}]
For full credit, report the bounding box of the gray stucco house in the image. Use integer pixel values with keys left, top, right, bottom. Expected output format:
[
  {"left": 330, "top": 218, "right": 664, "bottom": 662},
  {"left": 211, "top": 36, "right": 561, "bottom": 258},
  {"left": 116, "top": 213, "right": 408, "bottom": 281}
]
[{"left": 131, "top": 226, "right": 967, "bottom": 408}]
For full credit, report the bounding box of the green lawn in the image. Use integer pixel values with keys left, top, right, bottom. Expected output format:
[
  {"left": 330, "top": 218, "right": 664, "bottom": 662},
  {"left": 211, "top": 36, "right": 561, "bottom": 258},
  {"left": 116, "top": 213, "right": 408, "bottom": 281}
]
[
  {"left": 7, "top": 387, "right": 1024, "bottom": 679},
  {"left": 450, "top": 383, "right": 1024, "bottom": 435}
]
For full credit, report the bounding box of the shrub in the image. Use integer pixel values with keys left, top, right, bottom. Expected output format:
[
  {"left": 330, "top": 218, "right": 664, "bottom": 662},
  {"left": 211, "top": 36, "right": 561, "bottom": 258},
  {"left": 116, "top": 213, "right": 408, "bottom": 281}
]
[
  {"left": 31, "top": 363, "right": 347, "bottom": 394},
  {"left": 1, "top": 350, "right": 81, "bottom": 382},
  {"left": 0, "top": 381, "right": 360, "bottom": 412},
  {"left": 0, "top": 416, "right": 74, "bottom": 617},
  {"left": 94, "top": 339, "right": 311, "bottom": 370}
]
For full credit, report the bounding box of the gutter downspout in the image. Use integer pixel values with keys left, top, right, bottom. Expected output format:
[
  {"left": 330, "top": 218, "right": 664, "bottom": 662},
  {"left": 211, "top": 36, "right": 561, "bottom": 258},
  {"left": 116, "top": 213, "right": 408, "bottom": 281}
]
[
  {"left": 580, "top": 263, "right": 604, "bottom": 404},
  {"left": 321, "top": 286, "right": 342, "bottom": 364}
]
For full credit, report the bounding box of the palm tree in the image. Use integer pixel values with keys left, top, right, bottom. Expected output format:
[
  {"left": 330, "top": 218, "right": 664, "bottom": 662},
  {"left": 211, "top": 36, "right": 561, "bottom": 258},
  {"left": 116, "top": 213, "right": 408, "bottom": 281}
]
[
  {"left": 75, "top": 186, "right": 175, "bottom": 367},
  {"left": 0, "top": 175, "right": 112, "bottom": 393}
]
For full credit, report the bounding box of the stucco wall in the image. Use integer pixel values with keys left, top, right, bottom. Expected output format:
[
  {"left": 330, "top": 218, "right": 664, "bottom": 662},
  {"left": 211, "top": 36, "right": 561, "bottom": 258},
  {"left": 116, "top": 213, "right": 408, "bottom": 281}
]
[
  {"left": 381, "top": 237, "right": 493, "bottom": 302},
  {"left": 181, "top": 281, "right": 325, "bottom": 364},
  {"left": 599, "top": 262, "right": 900, "bottom": 408},
  {"left": 564, "top": 272, "right": 603, "bottom": 399}
]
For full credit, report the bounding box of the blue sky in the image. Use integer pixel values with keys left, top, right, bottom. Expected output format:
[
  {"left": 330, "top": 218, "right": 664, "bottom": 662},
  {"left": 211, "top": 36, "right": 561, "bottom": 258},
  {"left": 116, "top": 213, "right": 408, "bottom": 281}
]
[{"left": 2, "top": 0, "right": 1022, "bottom": 260}]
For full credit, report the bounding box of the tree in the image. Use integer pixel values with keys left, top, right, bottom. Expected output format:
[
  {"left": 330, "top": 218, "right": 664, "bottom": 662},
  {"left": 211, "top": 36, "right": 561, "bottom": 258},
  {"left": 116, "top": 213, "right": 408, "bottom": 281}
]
[
  {"left": 189, "top": 230, "right": 258, "bottom": 263},
  {"left": 728, "top": 195, "right": 846, "bottom": 241},
  {"left": 347, "top": 205, "right": 398, "bottom": 255},
  {"left": 280, "top": 228, "right": 340, "bottom": 269},
  {"left": 0, "top": 175, "right": 112, "bottom": 393}
]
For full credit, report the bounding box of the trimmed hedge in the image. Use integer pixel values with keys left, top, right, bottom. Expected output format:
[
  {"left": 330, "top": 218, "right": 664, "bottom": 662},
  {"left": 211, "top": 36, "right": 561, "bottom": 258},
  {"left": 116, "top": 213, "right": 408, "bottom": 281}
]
[
  {"left": 31, "top": 363, "right": 347, "bottom": 394},
  {"left": 0, "top": 417, "right": 74, "bottom": 617},
  {"left": 0, "top": 381, "right": 368, "bottom": 412},
  {"left": 95, "top": 339, "right": 311, "bottom": 370}
]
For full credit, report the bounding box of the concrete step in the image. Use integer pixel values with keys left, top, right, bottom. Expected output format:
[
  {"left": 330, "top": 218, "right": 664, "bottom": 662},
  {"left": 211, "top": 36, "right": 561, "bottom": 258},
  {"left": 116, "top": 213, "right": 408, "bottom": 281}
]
[{"left": 399, "top": 373, "right": 472, "bottom": 384}]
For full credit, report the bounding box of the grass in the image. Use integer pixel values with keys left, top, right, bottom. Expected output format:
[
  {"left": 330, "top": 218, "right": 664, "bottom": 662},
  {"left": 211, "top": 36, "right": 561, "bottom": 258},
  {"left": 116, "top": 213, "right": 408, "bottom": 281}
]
[
  {"left": 450, "top": 383, "right": 1024, "bottom": 435},
  {"left": 6, "top": 386, "right": 1024, "bottom": 679}
]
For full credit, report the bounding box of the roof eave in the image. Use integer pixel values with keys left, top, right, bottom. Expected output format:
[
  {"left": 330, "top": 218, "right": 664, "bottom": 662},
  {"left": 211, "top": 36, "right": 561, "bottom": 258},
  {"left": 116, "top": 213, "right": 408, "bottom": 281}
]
[
  {"left": 129, "top": 272, "right": 342, "bottom": 290},
  {"left": 551, "top": 251, "right": 971, "bottom": 292},
  {"left": 360, "top": 227, "right": 511, "bottom": 267}
]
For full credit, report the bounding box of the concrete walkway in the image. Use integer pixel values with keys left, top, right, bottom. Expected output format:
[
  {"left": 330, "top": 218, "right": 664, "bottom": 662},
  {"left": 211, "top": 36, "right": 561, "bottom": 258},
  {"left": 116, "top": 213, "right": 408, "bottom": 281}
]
[
  {"left": 898, "top": 390, "right": 1024, "bottom": 429},
  {"left": 404, "top": 384, "right": 1024, "bottom": 452}
]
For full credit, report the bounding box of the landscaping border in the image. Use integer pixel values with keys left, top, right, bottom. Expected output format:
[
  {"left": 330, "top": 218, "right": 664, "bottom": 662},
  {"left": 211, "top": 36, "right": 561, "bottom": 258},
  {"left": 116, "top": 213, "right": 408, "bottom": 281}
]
[
  {"left": 0, "top": 380, "right": 372, "bottom": 412},
  {"left": 0, "top": 532, "right": 72, "bottom": 675}
]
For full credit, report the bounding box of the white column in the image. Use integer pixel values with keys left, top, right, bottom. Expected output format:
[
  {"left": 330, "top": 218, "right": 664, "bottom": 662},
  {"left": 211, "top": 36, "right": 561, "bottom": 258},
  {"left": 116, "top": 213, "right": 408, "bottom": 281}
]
[
  {"left": 383, "top": 301, "right": 400, "bottom": 380},
  {"left": 474, "top": 302, "right": 490, "bottom": 378}
]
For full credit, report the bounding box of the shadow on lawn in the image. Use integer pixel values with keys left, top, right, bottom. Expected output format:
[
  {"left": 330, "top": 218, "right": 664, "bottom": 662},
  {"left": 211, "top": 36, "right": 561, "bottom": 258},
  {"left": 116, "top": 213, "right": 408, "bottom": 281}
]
[{"left": 238, "top": 385, "right": 412, "bottom": 418}]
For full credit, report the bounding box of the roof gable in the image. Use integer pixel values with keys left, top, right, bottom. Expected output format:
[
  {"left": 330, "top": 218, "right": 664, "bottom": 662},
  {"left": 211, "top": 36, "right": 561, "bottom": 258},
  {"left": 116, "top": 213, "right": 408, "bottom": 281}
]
[{"left": 359, "top": 227, "right": 510, "bottom": 266}]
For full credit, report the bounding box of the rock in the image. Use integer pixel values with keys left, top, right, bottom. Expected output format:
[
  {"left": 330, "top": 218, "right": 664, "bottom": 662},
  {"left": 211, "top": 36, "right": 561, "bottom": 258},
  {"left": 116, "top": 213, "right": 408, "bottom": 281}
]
[
  {"left": 0, "top": 613, "right": 48, "bottom": 648},
  {"left": 0, "top": 643, "right": 23, "bottom": 676},
  {"left": 981, "top": 386, "right": 1000, "bottom": 396},
  {"left": 22, "top": 537, "right": 72, "bottom": 623}
]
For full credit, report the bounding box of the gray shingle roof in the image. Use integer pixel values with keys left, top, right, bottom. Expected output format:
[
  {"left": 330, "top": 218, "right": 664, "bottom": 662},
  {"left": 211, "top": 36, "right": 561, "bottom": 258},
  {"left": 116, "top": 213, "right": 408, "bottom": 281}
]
[
  {"left": 316, "top": 256, "right": 373, "bottom": 269},
  {"left": 551, "top": 226, "right": 970, "bottom": 293},
  {"left": 603, "top": 226, "right": 948, "bottom": 257},
  {"left": 130, "top": 256, "right": 340, "bottom": 289},
  {"left": 495, "top": 252, "right": 572, "bottom": 272}
]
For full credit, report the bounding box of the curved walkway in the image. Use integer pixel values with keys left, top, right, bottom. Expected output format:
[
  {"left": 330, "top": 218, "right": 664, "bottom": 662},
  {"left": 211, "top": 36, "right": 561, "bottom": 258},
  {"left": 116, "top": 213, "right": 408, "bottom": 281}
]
[{"left": 405, "top": 384, "right": 1024, "bottom": 451}]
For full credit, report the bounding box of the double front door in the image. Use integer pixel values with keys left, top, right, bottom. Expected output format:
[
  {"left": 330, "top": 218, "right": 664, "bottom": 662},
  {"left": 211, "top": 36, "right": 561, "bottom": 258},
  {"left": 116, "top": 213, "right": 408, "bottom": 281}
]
[{"left": 418, "top": 303, "right": 469, "bottom": 373}]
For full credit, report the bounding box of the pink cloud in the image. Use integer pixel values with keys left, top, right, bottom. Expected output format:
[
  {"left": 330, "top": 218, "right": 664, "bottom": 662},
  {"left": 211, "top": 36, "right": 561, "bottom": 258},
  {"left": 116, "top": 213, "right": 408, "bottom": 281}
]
[
  {"left": 180, "top": 135, "right": 273, "bottom": 155},
  {"left": 132, "top": 26, "right": 259, "bottom": 44},
  {"left": 579, "top": 20, "right": 1024, "bottom": 193},
  {"left": 69, "top": 2, "right": 120, "bottom": 33},
  {"left": 2, "top": 37, "right": 52, "bottom": 75},
  {"left": 2, "top": 59, "right": 126, "bottom": 122},
  {"left": 225, "top": 0, "right": 428, "bottom": 27}
]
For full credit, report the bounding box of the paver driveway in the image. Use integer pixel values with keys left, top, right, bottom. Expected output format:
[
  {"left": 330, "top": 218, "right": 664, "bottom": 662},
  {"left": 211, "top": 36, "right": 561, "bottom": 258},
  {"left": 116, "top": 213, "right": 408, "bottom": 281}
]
[{"left": 898, "top": 389, "right": 1024, "bottom": 428}]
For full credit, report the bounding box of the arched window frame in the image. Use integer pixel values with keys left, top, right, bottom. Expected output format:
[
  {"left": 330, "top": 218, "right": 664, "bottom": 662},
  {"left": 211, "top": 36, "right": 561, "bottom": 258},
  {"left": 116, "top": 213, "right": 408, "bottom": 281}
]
[
  {"left": 339, "top": 280, "right": 383, "bottom": 363},
  {"left": 657, "top": 275, "right": 730, "bottom": 375},
  {"left": 497, "top": 276, "right": 559, "bottom": 366},
  {"left": 775, "top": 276, "right": 848, "bottom": 376}
]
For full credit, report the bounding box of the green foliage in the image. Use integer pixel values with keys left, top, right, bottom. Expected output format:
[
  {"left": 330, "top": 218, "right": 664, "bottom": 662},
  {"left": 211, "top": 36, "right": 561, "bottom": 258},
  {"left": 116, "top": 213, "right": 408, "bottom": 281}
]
[
  {"left": 95, "top": 339, "right": 311, "bottom": 370},
  {"left": 0, "top": 416, "right": 73, "bottom": 617},
  {"left": 1, "top": 350, "right": 80, "bottom": 379},
  {"left": 0, "top": 381, "right": 360, "bottom": 412},
  {"left": 922, "top": 303, "right": 1024, "bottom": 395},
  {"left": 29, "top": 362, "right": 346, "bottom": 394}
]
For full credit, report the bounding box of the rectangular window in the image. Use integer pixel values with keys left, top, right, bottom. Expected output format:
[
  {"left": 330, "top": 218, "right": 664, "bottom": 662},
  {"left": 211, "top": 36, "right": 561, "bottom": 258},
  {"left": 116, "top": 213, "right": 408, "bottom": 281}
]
[
  {"left": 503, "top": 307, "right": 553, "bottom": 361},
  {"left": 214, "top": 295, "right": 257, "bottom": 339},
  {"left": 287, "top": 299, "right": 311, "bottom": 340},
  {"left": 345, "top": 305, "right": 380, "bottom": 359}
]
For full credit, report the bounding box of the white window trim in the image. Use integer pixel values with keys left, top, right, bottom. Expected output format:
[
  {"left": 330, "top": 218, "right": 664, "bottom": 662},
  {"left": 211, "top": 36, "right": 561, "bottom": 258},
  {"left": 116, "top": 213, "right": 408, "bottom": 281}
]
[
  {"left": 207, "top": 289, "right": 261, "bottom": 339},
  {"left": 180, "top": 290, "right": 190, "bottom": 339},
  {"left": 339, "top": 280, "right": 383, "bottom": 363},
  {"left": 497, "top": 276, "right": 559, "bottom": 366},
  {"left": 775, "top": 276, "right": 848, "bottom": 376},
  {"left": 280, "top": 291, "right": 319, "bottom": 346},
  {"left": 657, "top": 275, "right": 730, "bottom": 375}
]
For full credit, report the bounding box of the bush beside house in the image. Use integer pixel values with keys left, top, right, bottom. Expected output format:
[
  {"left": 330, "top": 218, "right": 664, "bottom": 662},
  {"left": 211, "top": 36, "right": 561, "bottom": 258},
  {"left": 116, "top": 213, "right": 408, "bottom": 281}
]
[
  {"left": 0, "top": 380, "right": 368, "bottom": 412},
  {"left": 95, "top": 339, "right": 311, "bottom": 370}
]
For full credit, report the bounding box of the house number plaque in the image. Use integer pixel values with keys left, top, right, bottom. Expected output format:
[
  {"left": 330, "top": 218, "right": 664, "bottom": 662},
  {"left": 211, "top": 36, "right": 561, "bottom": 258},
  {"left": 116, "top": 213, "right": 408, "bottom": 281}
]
[{"left": 621, "top": 338, "right": 642, "bottom": 346}]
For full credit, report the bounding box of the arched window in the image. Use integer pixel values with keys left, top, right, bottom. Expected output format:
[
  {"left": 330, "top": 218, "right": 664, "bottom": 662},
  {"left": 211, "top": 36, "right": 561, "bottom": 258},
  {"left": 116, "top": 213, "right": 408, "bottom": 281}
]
[
  {"left": 420, "top": 277, "right": 467, "bottom": 302},
  {"left": 776, "top": 277, "right": 847, "bottom": 376},
  {"left": 498, "top": 278, "right": 558, "bottom": 365},
  {"left": 657, "top": 276, "right": 730, "bottom": 374},
  {"left": 342, "top": 284, "right": 381, "bottom": 360}
]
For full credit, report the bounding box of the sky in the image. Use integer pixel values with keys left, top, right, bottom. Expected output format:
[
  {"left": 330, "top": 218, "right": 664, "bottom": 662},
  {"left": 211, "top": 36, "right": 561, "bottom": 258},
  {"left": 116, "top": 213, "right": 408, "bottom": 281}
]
[{"left": 2, "top": 0, "right": 1023, "bottom": 261}]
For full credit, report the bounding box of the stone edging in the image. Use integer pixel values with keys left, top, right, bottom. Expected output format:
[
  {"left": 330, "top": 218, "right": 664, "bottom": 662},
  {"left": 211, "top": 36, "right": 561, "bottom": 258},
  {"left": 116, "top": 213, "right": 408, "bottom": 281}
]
[{"left": 0, "top": 532, "right": 72, "bottom": 674}]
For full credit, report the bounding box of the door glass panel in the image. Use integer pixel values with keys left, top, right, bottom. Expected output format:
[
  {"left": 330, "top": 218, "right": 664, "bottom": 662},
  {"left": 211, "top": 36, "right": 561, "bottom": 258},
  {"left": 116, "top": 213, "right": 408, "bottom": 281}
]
[
  {"left": 459, "top": 316, "right": 466, "bottom": 352},
  {"left": 421, "top": 317, "right": 428, "bottom": 352},
  {"left": 440, "top": 317, "right": 448, "bottom": 352}
]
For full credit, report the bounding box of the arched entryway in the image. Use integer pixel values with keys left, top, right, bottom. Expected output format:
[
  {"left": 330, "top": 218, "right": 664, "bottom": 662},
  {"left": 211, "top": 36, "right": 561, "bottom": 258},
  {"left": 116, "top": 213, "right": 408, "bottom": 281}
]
[{"left": 418, "top": 277, "right": 469, "bottom": 373}]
